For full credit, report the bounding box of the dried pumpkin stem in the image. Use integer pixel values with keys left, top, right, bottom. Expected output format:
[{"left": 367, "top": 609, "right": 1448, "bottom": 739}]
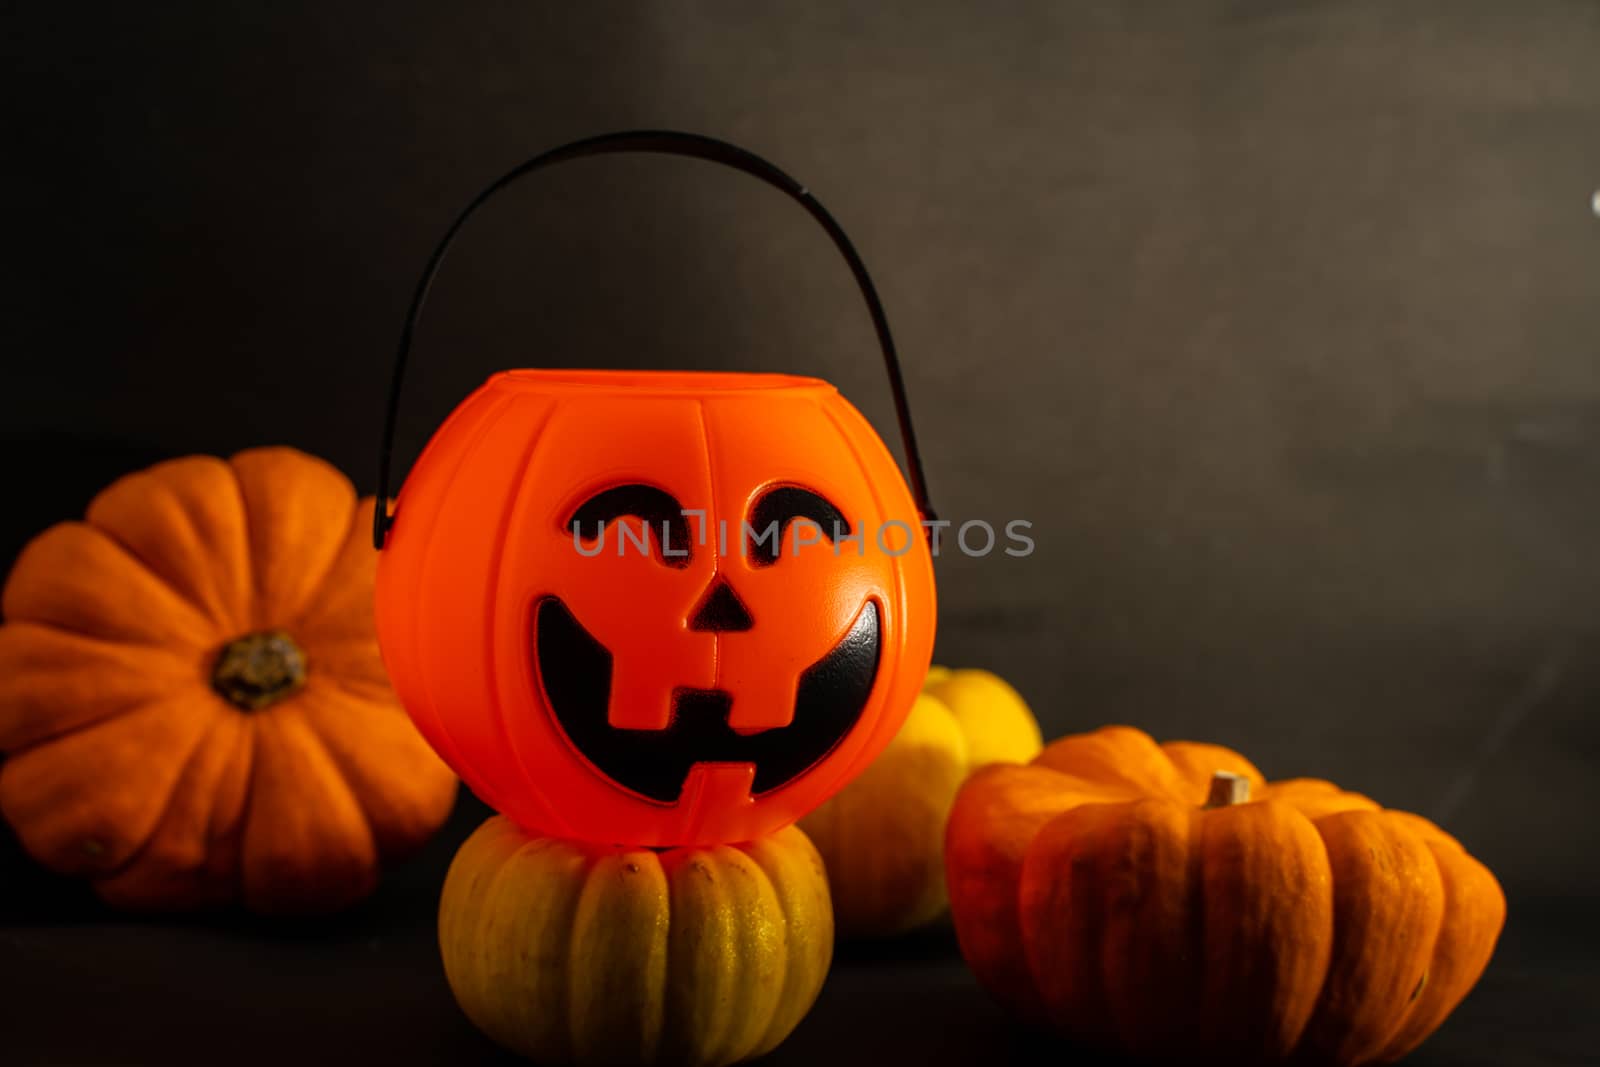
[
  {"left": 1203, "top": 770, "right": 1250, "bottom": 809},
  {"left": 212, "top": 630, "right": 308, "bottom": 711}
]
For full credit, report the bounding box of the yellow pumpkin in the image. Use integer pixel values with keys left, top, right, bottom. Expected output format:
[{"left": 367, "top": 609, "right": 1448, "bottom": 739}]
[
  {"left": 799, "top": 667, "right": 1041, "bottom": 937},
  {"left": 440, "top": 817, "right": 833, "bottom": 1067},
  {"left": 0, "top": 448, "right": 456, "bottom": 912},
  {"left": 945, "top": 725, "right": 1506, "bottom": 1065}
]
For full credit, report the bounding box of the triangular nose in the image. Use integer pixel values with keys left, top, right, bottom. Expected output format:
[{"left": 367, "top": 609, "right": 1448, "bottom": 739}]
[{"left": 688, "top": 576, "right": 754, "bottom": 632}]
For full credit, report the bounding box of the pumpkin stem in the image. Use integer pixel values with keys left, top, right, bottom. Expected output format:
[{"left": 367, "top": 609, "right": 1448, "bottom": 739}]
[
  {"left": 212, "top": 630, "right": 308, "bottom": 711},
  {"left": 1203, "top": 771, "right": 1250, "bottom": 809}
]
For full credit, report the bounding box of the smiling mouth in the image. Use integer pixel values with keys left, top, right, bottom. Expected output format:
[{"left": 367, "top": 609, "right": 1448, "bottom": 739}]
[{"left": 532, "top": 597, "right": 881, "bottom": 803}]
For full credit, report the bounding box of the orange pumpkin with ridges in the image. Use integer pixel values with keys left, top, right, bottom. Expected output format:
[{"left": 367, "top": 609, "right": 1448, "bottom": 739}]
[
  {"left": 0, "top": 447, "right": 456, "bottom": 912},
  {"left": 945, "top": 725, "right": 1504, "bottom": 1065}
]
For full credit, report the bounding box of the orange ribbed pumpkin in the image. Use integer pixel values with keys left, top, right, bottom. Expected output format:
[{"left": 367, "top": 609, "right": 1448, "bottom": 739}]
[
  {"left": 0, "top": 448, "right": 456, "bottom": 912},
  {"left": 946, "top": 726, "right": 1505, "bottom": 1065}
]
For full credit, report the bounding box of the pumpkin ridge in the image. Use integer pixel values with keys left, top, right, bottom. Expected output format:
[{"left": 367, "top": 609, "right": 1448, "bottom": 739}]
[
  {"left": 0, "top": 671, "right": 202, "bottom": 760},
  {"left": 227, "top": 717, "right": 263, "bottom": 904},
  {"left": 481, "top": 404, "right": 568, "bottom": 834},
  {"left": 297, "top": 635, "right": 396, "bottom": 693},
  {"left": 1292, "top": 798, "right": 1343, "bottom": 1010},
  {"left": 276, "top": 703, "right": 382, "bottom": 861},
  {"left": 1295, "top": 810, "right": 1449, "bottom": 1063},
  {"left": 393, "top": 391, "right": 516, "bottom": 804},
  {"left": 1191, "top": 799, "right": 1334, "bottom": 1056},
  {"left": 567, "top": 845, "right": 633, "bottom": 1060},
  {"left": 313, "top": 671, "right": 402, "bottom": 706},
  {"left": 659, "top": 846, "right": 740, "bottom": 1062},
  {"left": 1024, "top": 799, "right": 1148, "bottom": 1045},
  {"left": 0, "top": 689, "right": 219, "bottom": 878},
  {"left": 1282, "top": 801, "right": 1349, "bottom": 1053},
  {"left": 1365, "top": 825, "right": 1450, "bottom": 1055},
  {"left": 2, "top": 700, "right": 146, "bottom": 759},
  {"left": 87, "top": 521, "right": 227, "bottom": 637},
  {"left": 725, "top": 845, "right": 794, "bottom": 1063},
  {"left": 5, "top": 523, "right": 220, "bottom": 650},
  {"left": 733, "top": 839, "right": 792, "bottom": 1060},
  {"left": 773, "top": 828, "right": 833, "bottom": 1057},
  {"left": 1092, "top": 799, "right": 1204, "bottom": 1058},
  {"left": 86, "top": 469, "right": 248, "bottom": 635},
  {"left": 1159, "top": 740, "right": 1268, "bottom": 802},
  {"left": 475, "top": 832, "right": 578, "bottom": 1061},
  {"left": 238, "top": 711, "right": 380, "bottom": 911},
  {"left": 0, "top": 622, "right": 206, "bottom": 752},
  {"left": 199, "top": 711, "right": 255, "bottom": 883},
  {"left": 1036, "top": 726, "right": 1189, "bottom": 799},
  {"left": 229, "top": 448, "right": 357, "bottom": 630},
  {"left": 1177, "top": 804, "right": 1208, "bottom": 1052},
  {"left": 86, "top": 710, "right": 230, "bottom": 890},
  {"left": 1154, "top": 739, "right": 1191, "bottom": 803},
  {"left": 565, "top": 844, "right": 671, "bottom": 1063},
  {"left": 1375, "top": 836, "right": 1505, "bottom": 1062},
  {"left": 290, "top": 675, "right": 454, "bottom": 859},
  {"left": 315, "top": 671, "right": 394, "bottom": 707},
  {"left": 280, "top": 492, "right": 367, "bottom": 635}
]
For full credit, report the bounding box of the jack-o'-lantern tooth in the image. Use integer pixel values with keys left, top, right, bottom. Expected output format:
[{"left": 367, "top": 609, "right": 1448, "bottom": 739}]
[{"left": 606, "top": 663, "right": 685, "bottom": 733}]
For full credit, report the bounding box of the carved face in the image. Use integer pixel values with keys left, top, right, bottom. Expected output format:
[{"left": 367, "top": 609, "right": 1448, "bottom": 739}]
[{"left": 376, "top": 370, "right": 936, "bottom": 846}]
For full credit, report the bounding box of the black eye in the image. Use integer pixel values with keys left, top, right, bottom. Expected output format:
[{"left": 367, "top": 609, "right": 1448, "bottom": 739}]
[
  {"left": 568, "top": 484, "right": 692, "bottom": 567},
  {"left": 745, "top": 486, "right": 850, "bottom": 567}
]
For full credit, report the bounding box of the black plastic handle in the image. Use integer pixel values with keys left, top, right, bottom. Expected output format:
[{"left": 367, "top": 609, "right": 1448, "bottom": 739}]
[{"left": 374, "top": 130, "right": 933, "bottom": 549}]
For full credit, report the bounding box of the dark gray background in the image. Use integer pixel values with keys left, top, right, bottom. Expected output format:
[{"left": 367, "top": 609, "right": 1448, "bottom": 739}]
[{"left": 2, "top": 3, "right": 1597, "bottom": 1064}]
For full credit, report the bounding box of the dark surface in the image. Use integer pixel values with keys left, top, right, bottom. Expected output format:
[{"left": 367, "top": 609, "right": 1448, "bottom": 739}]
[
  {"left": 1, "top": 788, "right": 1595, "bottom": 1066},
  {"left": 2, "top": 1, "right": 1599, "bottom": 1063}
]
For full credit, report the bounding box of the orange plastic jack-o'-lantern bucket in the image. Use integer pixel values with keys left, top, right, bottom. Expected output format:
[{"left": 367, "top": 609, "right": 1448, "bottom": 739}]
[{"left": 372, "top": 133, "right": 937, "bottom": 846}]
